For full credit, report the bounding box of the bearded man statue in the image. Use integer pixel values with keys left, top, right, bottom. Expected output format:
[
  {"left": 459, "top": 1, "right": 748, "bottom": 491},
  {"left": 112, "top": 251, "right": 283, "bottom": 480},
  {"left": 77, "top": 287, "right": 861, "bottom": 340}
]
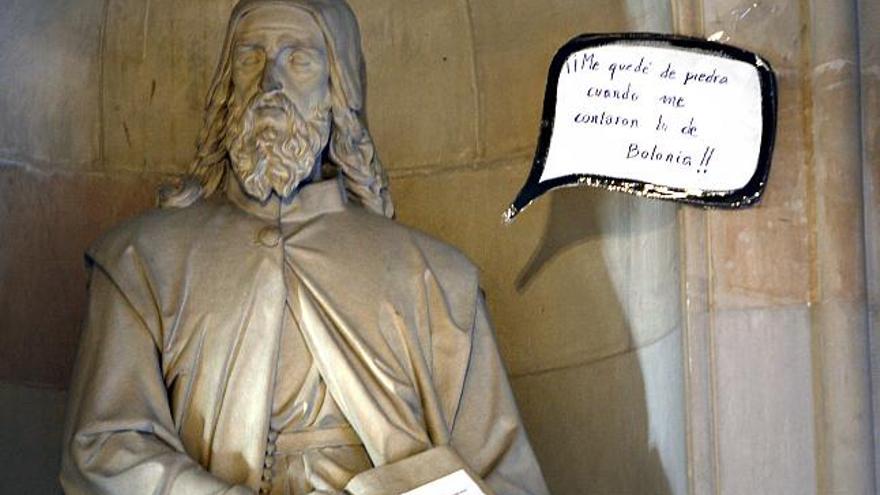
[{"left": 59, "top": 1, "right": 549, "bottom": 494}]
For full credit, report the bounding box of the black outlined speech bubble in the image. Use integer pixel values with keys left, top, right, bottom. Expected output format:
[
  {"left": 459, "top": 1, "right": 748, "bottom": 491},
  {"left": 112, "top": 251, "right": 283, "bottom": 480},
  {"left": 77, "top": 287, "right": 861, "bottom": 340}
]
[{"left": 504, "top": 33, "right": 778, "bottom": 223}]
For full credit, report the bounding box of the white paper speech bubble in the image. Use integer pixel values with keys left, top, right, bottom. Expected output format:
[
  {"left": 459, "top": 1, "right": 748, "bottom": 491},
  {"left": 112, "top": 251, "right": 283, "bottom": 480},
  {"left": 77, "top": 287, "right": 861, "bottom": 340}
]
[{"left": 505, "top": 34, "right": 777, "bottom": 222}]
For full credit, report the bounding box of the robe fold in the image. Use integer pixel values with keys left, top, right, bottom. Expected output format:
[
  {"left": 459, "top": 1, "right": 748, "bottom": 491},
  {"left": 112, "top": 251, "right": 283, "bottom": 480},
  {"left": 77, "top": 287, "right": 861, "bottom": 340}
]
[{"left": 60, "top": 178, "right": 549, "bottom": 495}]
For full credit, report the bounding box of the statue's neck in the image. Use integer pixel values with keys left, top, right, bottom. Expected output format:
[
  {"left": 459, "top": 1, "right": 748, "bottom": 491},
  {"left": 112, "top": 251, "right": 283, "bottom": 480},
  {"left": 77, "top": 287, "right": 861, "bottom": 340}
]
[{"left": 225, "top": 168, "right": 348, "bottom": 225}]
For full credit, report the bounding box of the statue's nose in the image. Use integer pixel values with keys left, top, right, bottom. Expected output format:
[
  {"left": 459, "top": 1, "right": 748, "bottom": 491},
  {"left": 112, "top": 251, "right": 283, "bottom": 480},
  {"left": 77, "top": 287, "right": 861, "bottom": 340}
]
[{"left": 260, "top": 61, "right": 283, "bottom": 93}]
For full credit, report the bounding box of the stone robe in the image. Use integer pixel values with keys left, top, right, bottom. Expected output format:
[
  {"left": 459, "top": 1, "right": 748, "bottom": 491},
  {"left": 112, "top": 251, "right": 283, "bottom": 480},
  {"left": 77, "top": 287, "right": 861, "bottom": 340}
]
[{"left": 60, "top": 177, "right": 549, "bottom": 495}]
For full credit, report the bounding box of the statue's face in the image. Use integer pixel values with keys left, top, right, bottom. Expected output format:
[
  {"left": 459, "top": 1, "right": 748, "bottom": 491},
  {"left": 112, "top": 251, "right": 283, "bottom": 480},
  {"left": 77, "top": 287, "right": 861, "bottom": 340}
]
[{"left": 225, "top": 4, "right": 333, "bottom": 201}]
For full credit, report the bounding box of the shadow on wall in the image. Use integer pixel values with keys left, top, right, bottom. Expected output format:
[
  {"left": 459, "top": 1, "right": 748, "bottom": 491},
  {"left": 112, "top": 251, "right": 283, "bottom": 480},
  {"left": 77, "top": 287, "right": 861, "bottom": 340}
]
[
  {"left": 0, "top": 383, "right": 67, "bottom": 494},
  {"left": 515, "top": 187, "right": 670, "bottom": 292},
  {"left": 512, "top": 187, "right": 679, "bottom": 495}
]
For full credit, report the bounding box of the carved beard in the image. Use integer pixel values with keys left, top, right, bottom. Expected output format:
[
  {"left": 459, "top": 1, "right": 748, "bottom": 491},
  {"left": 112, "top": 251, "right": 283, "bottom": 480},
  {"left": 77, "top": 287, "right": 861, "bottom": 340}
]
[{"left": 225, "top": 91, "right": 331, "bottom": 201}]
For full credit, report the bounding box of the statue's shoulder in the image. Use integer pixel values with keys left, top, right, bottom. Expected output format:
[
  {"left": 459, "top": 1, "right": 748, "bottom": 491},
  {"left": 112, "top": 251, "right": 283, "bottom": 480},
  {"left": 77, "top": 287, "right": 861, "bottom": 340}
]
[
  {"left": 405, "top": 223, "right": 478, "bottom": 279},
  {"left": 335, "top": 206, "right": 479, "bottom": 281},
  {"left": 329, "top": 206, "right": 481, "bottom": 329},
  {"left": 86, "top": 198, "right": 239, "bottom": 264}
]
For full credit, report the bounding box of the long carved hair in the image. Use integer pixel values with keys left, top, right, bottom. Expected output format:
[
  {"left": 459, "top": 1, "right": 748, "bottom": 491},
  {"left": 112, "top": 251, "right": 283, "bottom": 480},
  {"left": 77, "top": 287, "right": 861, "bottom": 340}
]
[{"left": 160, "top": 0, "right": 394, "bottom": 218}]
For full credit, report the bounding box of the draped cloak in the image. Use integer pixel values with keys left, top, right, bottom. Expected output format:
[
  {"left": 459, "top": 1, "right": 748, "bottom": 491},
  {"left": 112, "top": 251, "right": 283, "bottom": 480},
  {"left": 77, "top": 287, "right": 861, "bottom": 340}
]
[{"left": 59, "top": 177, "right": 549, "bottom": 495}]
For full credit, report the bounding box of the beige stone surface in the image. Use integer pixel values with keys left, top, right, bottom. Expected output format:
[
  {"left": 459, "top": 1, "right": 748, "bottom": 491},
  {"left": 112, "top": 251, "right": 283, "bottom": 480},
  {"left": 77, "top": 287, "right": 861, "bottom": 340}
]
[
  {"left": 809, "top": 33, "right": 865, "bottom": 303},
  {"left": 712, "top": 306, "right": 816, "bottom": 495},
  {"left": 0, "top": 0, "right": 103, "bottom": 170},
  {"left": 679, "top": 207, "right": 718, "bottom": 495},
  {"left": 468, "top": 0, "right": 672, "bottom": 158},
  {"left": 391, "top": 161, "right": 680, "bottom": 377},
  {"left": 512, "top": 329, "right": 685, "bottom": 495},
  {"left": 703, "top": 0, "right": 811, "bottom": 310},
  {"left": 807, "top": 1, "right": 873, "bottom": 491},
  {"left": 348, "top": 0, "right": 478, "bottom": 169},
  {"left": 859, "top": 0, "right": 880, "bottom": 484},
  {"left": 0, "top": 168, "right": 162, "bottom": 387},
  {"left": 683, "top": 2, "right": 876, "bottom": 493},
  {"left": 101, "top": 0, "right": 237, "bottom": 173},
  {"left": 810, "top": 300, "right": 873, "bottom": 490}
]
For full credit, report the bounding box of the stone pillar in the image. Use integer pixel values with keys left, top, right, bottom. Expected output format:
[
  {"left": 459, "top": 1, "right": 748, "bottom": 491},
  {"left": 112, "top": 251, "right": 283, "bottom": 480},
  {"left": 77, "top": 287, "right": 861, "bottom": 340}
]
[
  {"left": 859, "top": 0, "right": 880, "bottom": 488},
  {"left": 668, "top": 3, "right": 715, "bottom": 493},
  {"left": 675, "top": 0, "right": 876, "bottom": 493},
  {"left": 808, "top": 0, "right": 874, "bottom": 492}
]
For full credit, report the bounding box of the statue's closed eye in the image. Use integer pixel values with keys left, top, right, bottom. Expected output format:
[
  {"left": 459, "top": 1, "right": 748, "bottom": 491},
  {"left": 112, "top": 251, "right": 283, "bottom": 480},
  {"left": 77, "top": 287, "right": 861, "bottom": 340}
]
[{"left": 287, "top": 50, "right": 319, "bottom": 71}]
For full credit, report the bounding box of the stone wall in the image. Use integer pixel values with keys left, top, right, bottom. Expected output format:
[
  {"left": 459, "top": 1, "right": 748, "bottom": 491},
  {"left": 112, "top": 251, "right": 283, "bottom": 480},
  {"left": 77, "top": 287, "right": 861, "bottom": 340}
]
[
  {"left": 861, "top": 0, "right": 880, "bottom": 487},
  {"left": 4, "top": 0, "right": 877, "bottom": 494},
  {"left": 676, "top": 0, "right": 878, "bottom": 493},
  {"left": 0, "top": 1, "right": 687, "bottom": 493},
  {"left": 373, "top": 1, "right": 686, "bottom": 493}
]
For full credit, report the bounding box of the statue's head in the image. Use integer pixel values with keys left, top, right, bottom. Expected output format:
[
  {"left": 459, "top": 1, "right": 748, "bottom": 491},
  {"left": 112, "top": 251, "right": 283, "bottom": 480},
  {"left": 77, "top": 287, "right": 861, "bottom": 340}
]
[
  {"left": 226, "top": 4, "right": 332, "bottom": 202},
  {"left": 161, "top": 0, "right": 394, "bottom": 217}
]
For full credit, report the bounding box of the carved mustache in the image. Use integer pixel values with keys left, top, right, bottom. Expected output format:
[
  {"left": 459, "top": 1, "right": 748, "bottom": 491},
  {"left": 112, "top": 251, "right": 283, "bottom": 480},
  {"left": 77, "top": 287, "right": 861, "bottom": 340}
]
[{"left": 251, "top": 91, "right": 294, "bottom": 115}]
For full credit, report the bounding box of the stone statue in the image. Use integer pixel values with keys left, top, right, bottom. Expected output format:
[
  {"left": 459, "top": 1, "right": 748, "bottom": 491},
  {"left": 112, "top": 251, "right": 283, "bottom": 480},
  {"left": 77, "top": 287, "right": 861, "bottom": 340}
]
[{"left": 60, "top": 1, "right": 549, "bottom": 494}]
